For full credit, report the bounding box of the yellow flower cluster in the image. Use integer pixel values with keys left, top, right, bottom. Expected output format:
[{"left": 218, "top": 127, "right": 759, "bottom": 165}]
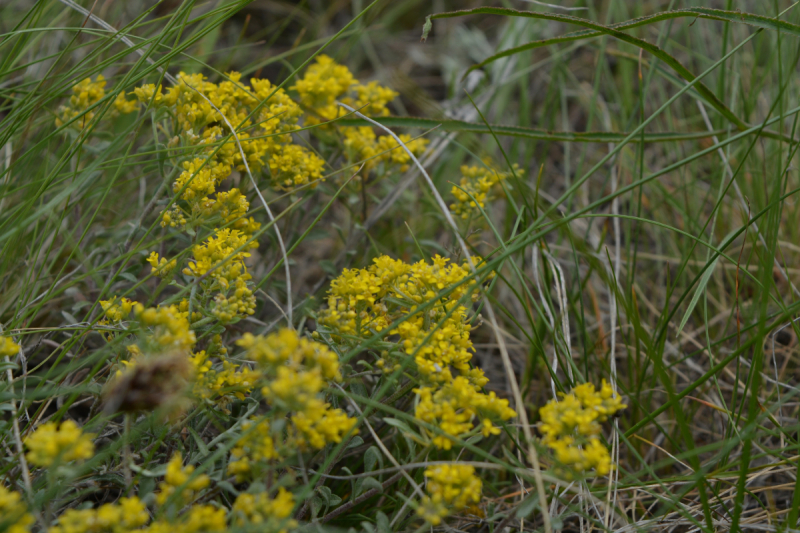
[
  {"left": 190, "top": 343, "right": 258, "bottom": 404},
  {"left": 539, "top": 380, "right": 626, "bottom": 476},
  {"left": 77, "top": 58, "right": 427, "bottom": 414},
  {"left": 235, "top": 329, "right": 357, "bottom": 454},
  {"left": 0, "top": 335, "right": 20, "bottom": 357},
  {"left": 146, "top": 252, "right": 177, "bottom": 278},
  {"left": 99, "top": 301, "right": 254, "bottom": 407},
  {"left": 320, "top": 255, "right": 513, "bottom": 449},
  {"left": 342, "top": 126, "right": 429, "bottom": 175},
  {"left": 156, "top": 452, "right": 210, "bottom": 506},
  {"left": 228, "top": 418, "right": 276, "bottom": 482},
  {"left": 231, "top": 488, "right": 296, "bottom": 533},
  {"left": 99, "top": 298, "right": 256, "bottom": 408},
  {"left": 48, "top": 497, "right": 148, "bottom": 533},
  {"left": 414, "top": 377, "right": 516, "bottom": 450},
  {"left": 54, "top": 60, "right": 441, "bottom": 532},
  {"left": 449, "top": 163, "right": 517, "bottom": 219},
  {"left": 293, "top": 55, "right": 428, "bottom": 176},
  {"left": 417, "top": 464, "right": 482, "bottom": 525},
  {"left": 99, "top": 297, "right": 136, "bottom": 324},
  {"left": 133, "top": 69, "right": 321, "bottom": 195},
  {"left": 47, "top": 495, "right": 227, "bottom": 533},
  {"left": 0, "top": 485, "right": 34, "bottom": 533},
  {"left": 24, "top": 420, "right": 95, "bottom": 467},
  {"left": 133, "top": 303, "right": 196, "bottom": 351},
  {"left": 182, "top": 228, "right": 258, "bottom": 323},
  {"left": 55, "top": 75, "right": 137, "bottom": 128}
]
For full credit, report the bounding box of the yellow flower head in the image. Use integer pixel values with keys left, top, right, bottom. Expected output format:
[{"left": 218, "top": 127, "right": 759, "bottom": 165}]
[
  {"left": 232, "top": 488, "right": 297, "bottom": 533},
  {"left": 24, "top": 420, "right": 95, "bottom": 467},
  {"left": 450, "top": 163, "right": 518, "bottom": 219},
  {"left": 0, "top": 336, "right": 20, "bottom": 357},
  {"left": 292, "top": 55, "right": 356, "bottom": 108},
  {"left": 156, "top": 452, "right": 210, "bottom": 506},
  {"left": 0, "top": 485, "right": 34, "bottom": 533},
  {"left": 100, "top": 297, "right": 137, "bottom": 323},
  {"left": 147, "top": 252, "right": 177, "bottom": 278},
  {"left": 133, "top": 303, "right": 196, "bottom": 351},
  {"left": 418, "top": 464, "right": 482, "bottom": 525},
  {"left": 538, "top": 380, "right": 626, "bottom": 476},
  {"left": 228, "top": 418, "right": 276, "bottom": 482}
]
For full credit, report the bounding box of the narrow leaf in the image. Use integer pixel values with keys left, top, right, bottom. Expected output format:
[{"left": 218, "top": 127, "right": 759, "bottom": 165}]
[{"left": 676, "top": 256, "right": 718, "bottom": 339}]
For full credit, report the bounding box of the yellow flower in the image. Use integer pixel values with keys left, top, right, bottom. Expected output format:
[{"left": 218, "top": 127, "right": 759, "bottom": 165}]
[
  {"left": 156, "top": 452, "right": 209, "bottom": 506},
  {"left": 146, "top": 252, "right": 177, "bottom": 277},
  {"left": 228, "top": 418, "right": 276, "bottom": 482},
  {"left": 290, "top": 404, "right": 357, "bottom": 450},
  {"left": 24, "top": 420, "right": 95, "bottom": 467},
  {"left": 262, "top": 366, "right": 324, "bottom": 410},
  {"left": 114, "top": 92, "right": 138, "bottom": 114},
  {"left": 292, "top": 55, "right": 355, "bottom": 108},
  {"left": 266, "top": 143, "right": 325, "bottom": 190},
  {"left": 417, "top": 464, "right": 482, "bottom": 525},
  {"left": 414, "top": 377, "right": 515, "bottom": 449},
  {"left": 181, "top": 504, "right": 226, "bottom": 533},
  {"left": 449, "top": 163, "right": 518, "bottom": 219},
  {"left": 538, "top": 380, "right": 625, "bottom": 476},
  {"left": 0, "top": 485, "right": 34, "bottom": 533},
  {"left": 134, "top": 83, "right": 163, "bottom": 105},
  {"left": 0, "top": 336, "right": 20, "bottom": 357},
  {"left": 56, "top": 76, "right": 106, "bottom": 128},
  {"left": 133, "top": 304, "right": 196, "bottom": 351},
  {"left": 100, "top": 297, "right": 137, "bottom": 323},
  {"left": 232, "top": 488, "right": 296, "bottom": 533},
  {"left": 237, "top": 328, "right": 342, "bottom": 380},
  {"left": 48, "top": 496, "right": 148, "bottom": 533}
]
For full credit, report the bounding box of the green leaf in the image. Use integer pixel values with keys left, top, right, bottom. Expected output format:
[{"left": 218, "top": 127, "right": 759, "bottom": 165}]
[
  {"left": 383, "top": 417, "right": 423, "bottom": 440},
  {"left": 376, "top": 511, "right": 390, "bottom": 533},
  {"left": 346, "top": 436, "right": 364, "bottom": 448},
  {"left": 421, "top": 15, "right": 432, "bottom": 42},
  {"left": 187, "top": 426, "right": 210, "bottom": 456},
  {"left": 676, "top": 256, "right": 719, "bottom": 339},
  {"left": 365, "top": 445, "right": 382, "bottom": 472},
  {"left": 359, "top": 476, "right": 383, "bottom": 495},
  {"left": 516, "top": 494, "right": 539, "bottom": 518}
]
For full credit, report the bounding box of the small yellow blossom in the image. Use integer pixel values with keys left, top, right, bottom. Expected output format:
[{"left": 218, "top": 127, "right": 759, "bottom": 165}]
[
  {"left": 48, "top": 496, "right": 148, "bottom": 533},
  {"left": 181, "top": 504, "right": 227, "bottom": 533},
  {"left": 0, "top": 485, "right": 34, "bottom": 533},
  {"left": 417, "top": 464, "right": 482, "bottom": 525},
  {"left": 100, "top": 297, "right": 137, "bottom": 323},
  {"left": 290, "top": 404, "right": 357, "bottom": 450},
  {"left": 24, "top": 420, "right": 95, "bottom": 467},
  {"left": 414, "top": 377, "right": 515, "bottom": 449},
  {"left": 133, "top": 303, "right": 196, "bottom": 351},
  {"left": 292, "top": 55, "right": 355, "bottom": 108},
  {"left": 450, "top": 163, "right": 518, "bottom": 219},
  {"left": 114, "top": 92, "right": 138, "bottom": 114},
  {"left": 232, "top": 488, "right": 296, "bottom": 533},
  {"left": 133, "top": 83, "right": 163, "bottom": 105},
  {"left": 156, "top": 452, "right": 210, "bottom": 505},
  {"left": 228, "top": 418, "right": 276, "bottom": 481},
  {"left": 237, "top": 328, "right": 341, "bottom": 380},
  {"left": 539, "top": 380, "right": 626, "bottom": 476},
  {"left": 0, "top": 336, "right": 20, "bottom": 357},
  {"left": 146, "top": 252, "right": 177, "bottom": 277}
]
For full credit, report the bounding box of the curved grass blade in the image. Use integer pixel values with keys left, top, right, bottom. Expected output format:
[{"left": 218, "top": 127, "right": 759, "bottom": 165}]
[
  {"left": 425, "top": 7, "right": 793, "bottom": 142},
  {"left": 454, "top": 6, "right": 800, "bottom": 69},
  {"left": 334, "top": 116, "right": 729, "bottom": 143}
]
